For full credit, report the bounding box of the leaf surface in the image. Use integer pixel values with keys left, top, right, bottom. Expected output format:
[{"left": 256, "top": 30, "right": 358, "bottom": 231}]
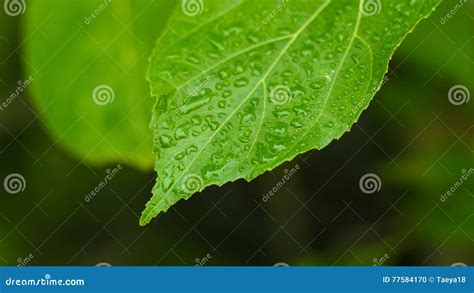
[
  {"left": 24, "top": 0, "right": 175, "bottom": 169},
  {"left": 142, "top": 0, "right": 440, "bottom": 225}
]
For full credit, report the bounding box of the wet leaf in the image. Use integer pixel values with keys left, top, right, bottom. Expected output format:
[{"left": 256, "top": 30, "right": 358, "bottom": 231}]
[{"left": 141, "top": 0, "right": 441, "bottom": 225}]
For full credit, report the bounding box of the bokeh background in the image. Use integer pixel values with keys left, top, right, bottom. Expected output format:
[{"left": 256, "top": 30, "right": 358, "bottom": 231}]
[{"left": 1, "top": 0, "right": 473, "bottom": 266}]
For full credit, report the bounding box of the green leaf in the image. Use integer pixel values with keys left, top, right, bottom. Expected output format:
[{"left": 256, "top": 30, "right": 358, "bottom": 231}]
[
  {"left": 141, "top": 0, "right": 440, "bottom": 225},
  {"left": 24, "top": 0, "right": 175, "bottom": 169}
]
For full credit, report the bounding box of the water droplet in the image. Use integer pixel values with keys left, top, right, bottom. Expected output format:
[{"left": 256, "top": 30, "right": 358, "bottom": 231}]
[
  {"left": 159, "top": 134, "right": 174, "bottom": 148},
  {"left": 234, "top": 77, "right": 249, "bottom": 87}
]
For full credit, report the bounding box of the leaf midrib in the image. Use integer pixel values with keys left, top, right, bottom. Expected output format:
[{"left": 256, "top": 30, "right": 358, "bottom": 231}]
[
  {"left": 145, "top": 0, "right": 334, "bottom": 221},
  {"left": 144, "top": 0, "right": 395, "bottom": 223},
  {"left": 281, "top": 0, "right": 364, "bottom": 160}
]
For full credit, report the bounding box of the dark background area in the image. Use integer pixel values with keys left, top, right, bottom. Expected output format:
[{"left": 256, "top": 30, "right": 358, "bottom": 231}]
[{"left": 0, "top": 0, "right": 473, "bottom": 266}]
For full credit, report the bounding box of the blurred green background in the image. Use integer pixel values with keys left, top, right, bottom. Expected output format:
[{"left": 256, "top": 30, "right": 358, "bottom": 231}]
[{"left": 0, "top": 0, "right": 473, "bottom": 266}]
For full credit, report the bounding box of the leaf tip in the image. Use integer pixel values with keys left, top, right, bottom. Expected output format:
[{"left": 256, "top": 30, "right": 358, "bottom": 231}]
[
  {"left": 139, "top": 217, "right": 149, "bottom": 227},
  {"left": 139, "top": 206, "right": 155, "bottom": 226}
]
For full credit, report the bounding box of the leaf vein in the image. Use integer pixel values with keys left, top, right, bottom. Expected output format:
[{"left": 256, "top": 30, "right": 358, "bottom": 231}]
[
  {"left": 284, "top": 0, "right": 364, "bottom": 156},
  {"left": 144, "top": 0, "right": 333, "bottom": 217}
]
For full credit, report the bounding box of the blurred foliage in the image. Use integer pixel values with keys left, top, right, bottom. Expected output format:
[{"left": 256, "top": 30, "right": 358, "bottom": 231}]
[
  {"left": 382, "top": 0, "right": 474, "bottom": 258},
  {"left": 24, "top": 0, "right": 175, "bottom": 169},
  {"left": 0, "top": 0, "right": 473, "bottom": 266}
]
